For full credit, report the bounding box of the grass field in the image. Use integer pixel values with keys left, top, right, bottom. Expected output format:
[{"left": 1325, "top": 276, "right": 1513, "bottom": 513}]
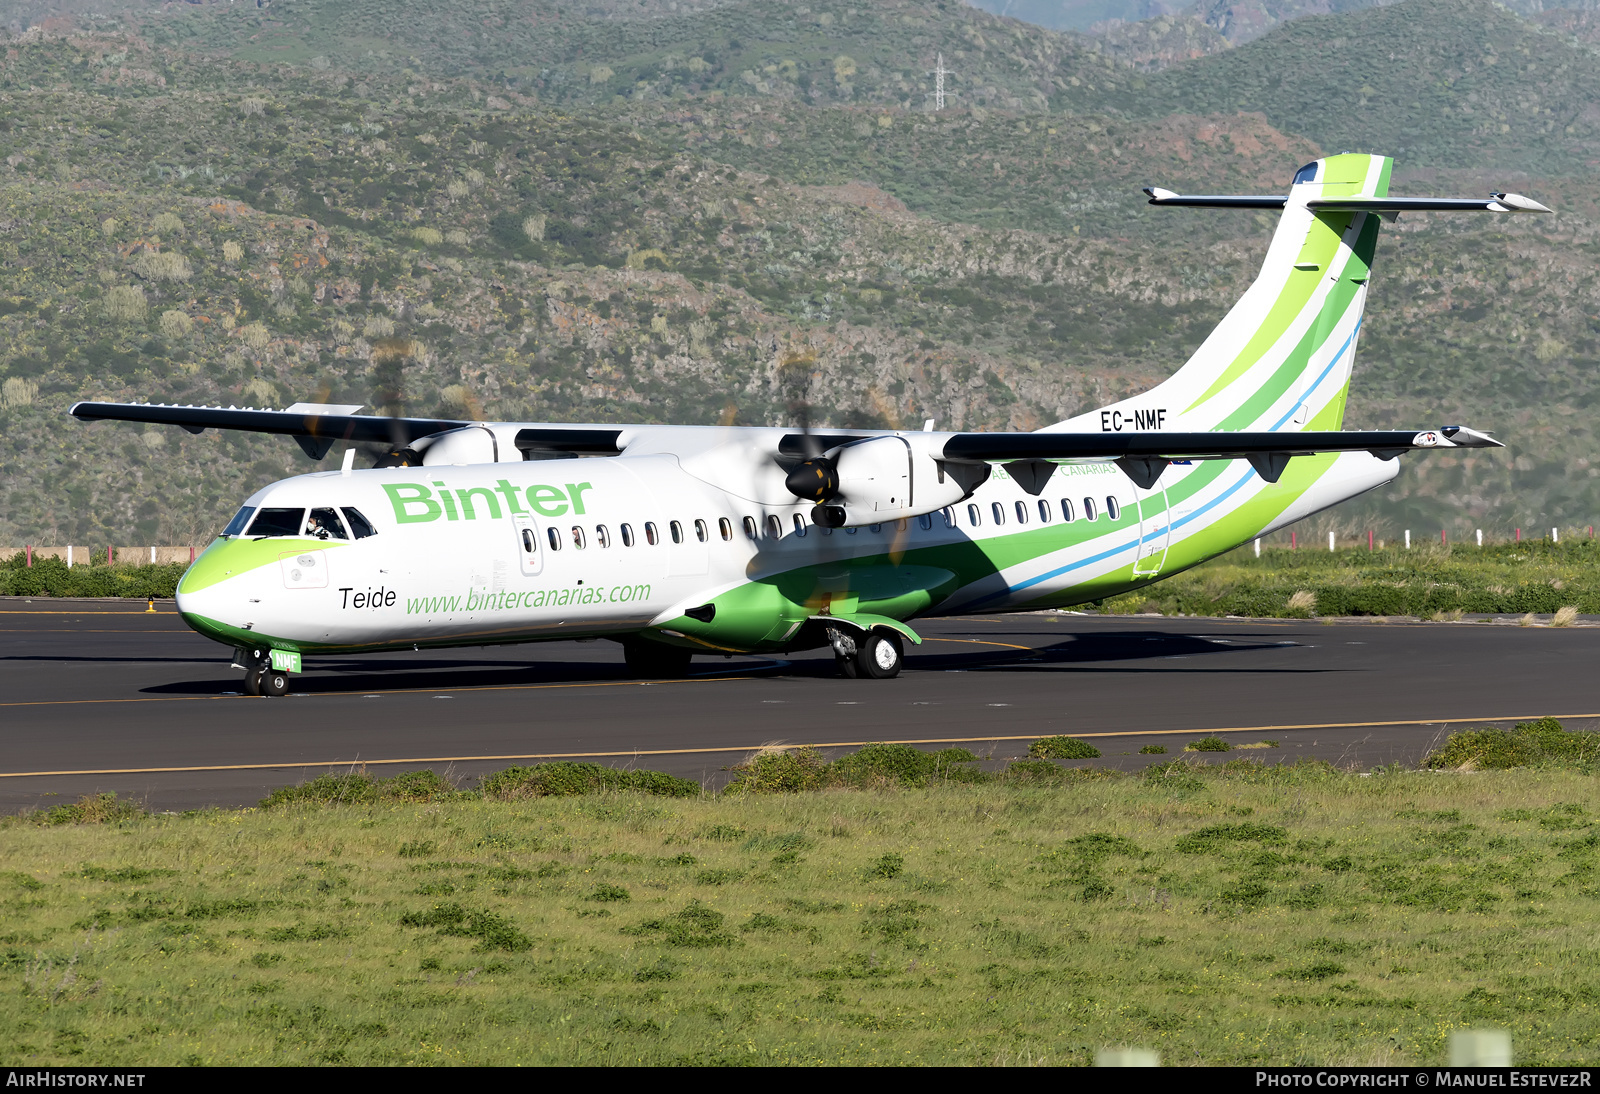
[
  {"left": 4, "top": 738, "right": 1600, "bottom": 1066},
  {"left": 1102, "top": 540, "right": 1600, "bottom": 620}
]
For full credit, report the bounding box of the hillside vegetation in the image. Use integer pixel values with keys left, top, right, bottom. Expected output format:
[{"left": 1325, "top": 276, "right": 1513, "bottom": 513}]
[{"left": 0, "top": 0, "right": 1595, "bottom": 546}]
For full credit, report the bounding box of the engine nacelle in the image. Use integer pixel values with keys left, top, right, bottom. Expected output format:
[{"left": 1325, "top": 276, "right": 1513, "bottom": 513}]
[
  {"left": 807, "top": 435, "right": 988, "bottom": 528},
  {"left": 414, "top": 425, "right": 502, "bottom": 466}
]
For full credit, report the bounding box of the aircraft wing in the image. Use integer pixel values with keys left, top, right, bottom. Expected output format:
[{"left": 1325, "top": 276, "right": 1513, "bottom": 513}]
[
  {"left": 942, "top": 426, "right": 1502, "bottom": 488},
  {"left": 69, "top": 401, "right": 469, "bottom": 456}
]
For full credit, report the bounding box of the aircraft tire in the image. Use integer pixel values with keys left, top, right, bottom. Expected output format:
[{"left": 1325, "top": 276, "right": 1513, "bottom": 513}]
[
  {"left": 854, "top": 632, "right": 903, "bottom": 680},
  {"left": 835, "top": 653, "right": 860, "bottom": 679},
  {"left": 260, "top": 670, "right": 290, "bottom": 697},
  {"left": 243, "top": 669, "right": 263, "bottom": 697}
]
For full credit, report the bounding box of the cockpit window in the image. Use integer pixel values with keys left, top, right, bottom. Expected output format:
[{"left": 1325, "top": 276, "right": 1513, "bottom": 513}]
[
  {"left": 341, "top": 507, "right": 378, "bottom": 539},
  {"left": 305, "top": 507, "right": 349, "bottom": 541},
  {"left": 247, "top": 507, "right": 305, "bottom": 537},
  {"left": 1292, "top": 161, "right": 1319, "bottom": 186},
  {"left": 221, "top": 506, "right": 256, "bottom": 537}
]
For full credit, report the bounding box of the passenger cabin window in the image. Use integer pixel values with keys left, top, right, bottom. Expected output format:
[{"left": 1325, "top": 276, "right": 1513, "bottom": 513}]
[
  {"left": 621, "top": 523, "right": 635, "bottom": 547},
  {"left": 793, "top": 514, "right": 808, "bottom": 537},
  {"left": 596, "top": 525, "right": 611, "bottom": 548},
  {"left": 521, "top": 528, "right": 538, "bottom": 555},
  {"left": 695, "top": 519, "right": 709, "bottom": 543},
  {"left": 306, "top": 508, "right": 348, "bottom": 540},
  {"left": 341, "top": 507, "right": 378, "bottom": 539},
  {"left": 1060, "top": 499, "right": 1076, "bottom": 522},
  {"left": 767, "top": 515, "right": 783, "bottom": 539},
  {"left": 743, "top": 516, "right": 758, "bottom": 540},
  {"left": 942, "top": 507, "right": 956, "bottom": 529},
  {"left": 247, "top": 507, "right": 305, "bottom": 538},
  {"left": 222, "top": 506, "right": 256, "bottom": 537},
  {"left": 919, "top": 513, "right": 933, "bottom": 531},
  {"left": 1106, "top": 496, "right": 1121, "bottom": 521},
  {"left": 991, "top": 502, "right": 1005, "bottom": 526},
  {"left": 645, "top": 522, "right": 659, "bottom": 546},
  {"left": 1037, "top": 500, "right": 1052, "bottom": 523},
  {"left": 1014, "top": 501, "right": 1028, "bottom": 525},
  {"left": 571, "top": 526, "right": 586, "bottom": 549},
  {"left": 896, "top": 518, "right": 908, "bottom": 533},
  {"left": 1083, "top": 497, "right": 1098, "bottom": 521},
  {"left": 719, "top": 518, "right": 733, "bottom": 541},
  {"left": 670, "top": 520, "right": 684, "bottom": 544},
  {"left": 547, "top": 527, "right": 562, "bottom": 551},
  {"left": 967, "top": 503, "right": 981, "bottom": 527},
  {"left": 870, "top": 523, "right": 882, "bottom": 534}
]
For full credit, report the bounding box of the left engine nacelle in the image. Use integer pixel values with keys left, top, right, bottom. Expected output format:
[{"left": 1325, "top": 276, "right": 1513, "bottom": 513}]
[{"left": 415, "top": 425, "right": 502, "bottom": 466}]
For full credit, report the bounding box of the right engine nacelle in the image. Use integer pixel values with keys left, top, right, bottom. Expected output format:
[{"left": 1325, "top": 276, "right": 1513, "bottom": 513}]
[{"left": 798, "top": 435, "right": 988, "bottom": 528}]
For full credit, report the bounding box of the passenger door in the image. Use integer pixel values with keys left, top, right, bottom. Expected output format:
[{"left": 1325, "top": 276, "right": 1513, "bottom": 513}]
[{"left": 512, "top": 514, "right": 544, "bottom": 577}]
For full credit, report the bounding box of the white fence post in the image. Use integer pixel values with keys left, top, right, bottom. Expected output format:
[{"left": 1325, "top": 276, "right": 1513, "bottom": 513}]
[
  {"left": 1553, "top": 527, "right": 1559, "bottom": 543},
  {"left": 1476, "top": 529, "right": 1483, "bottom": 547},
  {"left": 1254, "top": 538, "right": 1261, "bottom": 558},
  {"left": 1328, "top": 531, "right": 1335, "bottom": 552},
  {"left": 1404, "top": 530, "right": 1411, "bottom": 550}
]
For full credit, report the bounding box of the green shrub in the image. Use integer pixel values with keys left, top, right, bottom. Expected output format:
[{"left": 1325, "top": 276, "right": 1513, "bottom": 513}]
[
  {"left": 25, "top": 793, "right": 145, "bottom": 826},
  {"left": 621, "top": 901, "right": 738, "bottom": 947},
  {"left": 870, "top": 852, "right": 904, "bottom": 879},
  {"left": 726, "top": 744, "right": 984, "bottom": 794},
  {"left": 1139, "top": 744, "right": 1167, "bottom": 754},
  {"left": 1187, "top": 737, "right": 1232, "bottom": 752},
  {"left": 1028, "top": 736, "right": 1101, "bottom": 759},
  {"left": 830, "top": 743, "right": 942, "bottom": 788},
  {"left": 260, "top": 769, "right": 458, "bottom": 808},
  {"left": 1424, "top": 718, "right": 1600, "bottom": 770},
  {"left": 479, "top": 762, "right": 698, "bottom": 799},
  {"left": 1175, "top": 823, "right": 1290, "bottom": 853},
  {"left": 399, "top": 903, "right": 533, "bottom": 952},
  {"left": 1002, "top": 759, "right": 1114, "bottom": 783},
  {"left": 0, "top": 553, "right": 186, "bottom": 598},
  {"left": 725, "top": 748, "right": 829, "bottom": 793}
]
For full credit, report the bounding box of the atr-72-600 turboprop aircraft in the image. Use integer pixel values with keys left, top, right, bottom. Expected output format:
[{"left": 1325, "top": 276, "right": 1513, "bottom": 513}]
[{"left": 74, "top": 154, "right": 1546, "bottom": 695}]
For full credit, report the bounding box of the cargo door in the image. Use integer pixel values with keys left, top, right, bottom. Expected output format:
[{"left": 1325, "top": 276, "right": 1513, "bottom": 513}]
[{"left": 1132, "top": 481, "right": 1170, "bottom": 577}]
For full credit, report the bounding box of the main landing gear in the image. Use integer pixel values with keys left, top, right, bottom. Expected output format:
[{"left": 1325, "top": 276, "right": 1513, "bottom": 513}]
[
  {"left": 237, "top": 649, "right": 290, "bottom": 697},
  {"left": 830, "top": 628, "right": 903, "bottom": 680}
]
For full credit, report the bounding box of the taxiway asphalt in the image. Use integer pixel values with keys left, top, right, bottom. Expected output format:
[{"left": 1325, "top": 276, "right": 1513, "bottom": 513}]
[{"left": 2, "top": 599, "right": 1596, "bottom": 811}]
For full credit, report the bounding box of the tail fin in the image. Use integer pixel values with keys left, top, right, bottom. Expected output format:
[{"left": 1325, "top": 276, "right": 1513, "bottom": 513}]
[{"left": 1052, "top": 153, "right": 1392, "bottom": 435}]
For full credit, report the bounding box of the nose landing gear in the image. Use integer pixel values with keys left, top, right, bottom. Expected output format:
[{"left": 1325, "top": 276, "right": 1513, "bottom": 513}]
[{"left": 236, "top": 649, "right": 291, "bottom": 697}]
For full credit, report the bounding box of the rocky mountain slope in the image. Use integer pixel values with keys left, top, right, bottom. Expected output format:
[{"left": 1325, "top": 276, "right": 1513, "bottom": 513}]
[{"left": 0, "top": 0, "right": 1594, "bottom": 546}]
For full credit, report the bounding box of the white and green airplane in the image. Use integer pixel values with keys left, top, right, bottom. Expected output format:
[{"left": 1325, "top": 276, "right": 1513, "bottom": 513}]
[{"left": 74, "top": 154, "right": 1546, "bottom": 695}]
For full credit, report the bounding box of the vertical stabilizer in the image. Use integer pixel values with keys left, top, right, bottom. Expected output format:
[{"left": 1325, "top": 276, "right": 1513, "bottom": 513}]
[{"left": 1049, "top": 153, "right": 1390, "bottom": 436}]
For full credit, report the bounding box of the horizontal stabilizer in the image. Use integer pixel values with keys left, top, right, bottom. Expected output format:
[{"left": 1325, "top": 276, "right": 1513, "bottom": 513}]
[{"left": 1145, "top": 187, "right": 1550, "bottom": 215}]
